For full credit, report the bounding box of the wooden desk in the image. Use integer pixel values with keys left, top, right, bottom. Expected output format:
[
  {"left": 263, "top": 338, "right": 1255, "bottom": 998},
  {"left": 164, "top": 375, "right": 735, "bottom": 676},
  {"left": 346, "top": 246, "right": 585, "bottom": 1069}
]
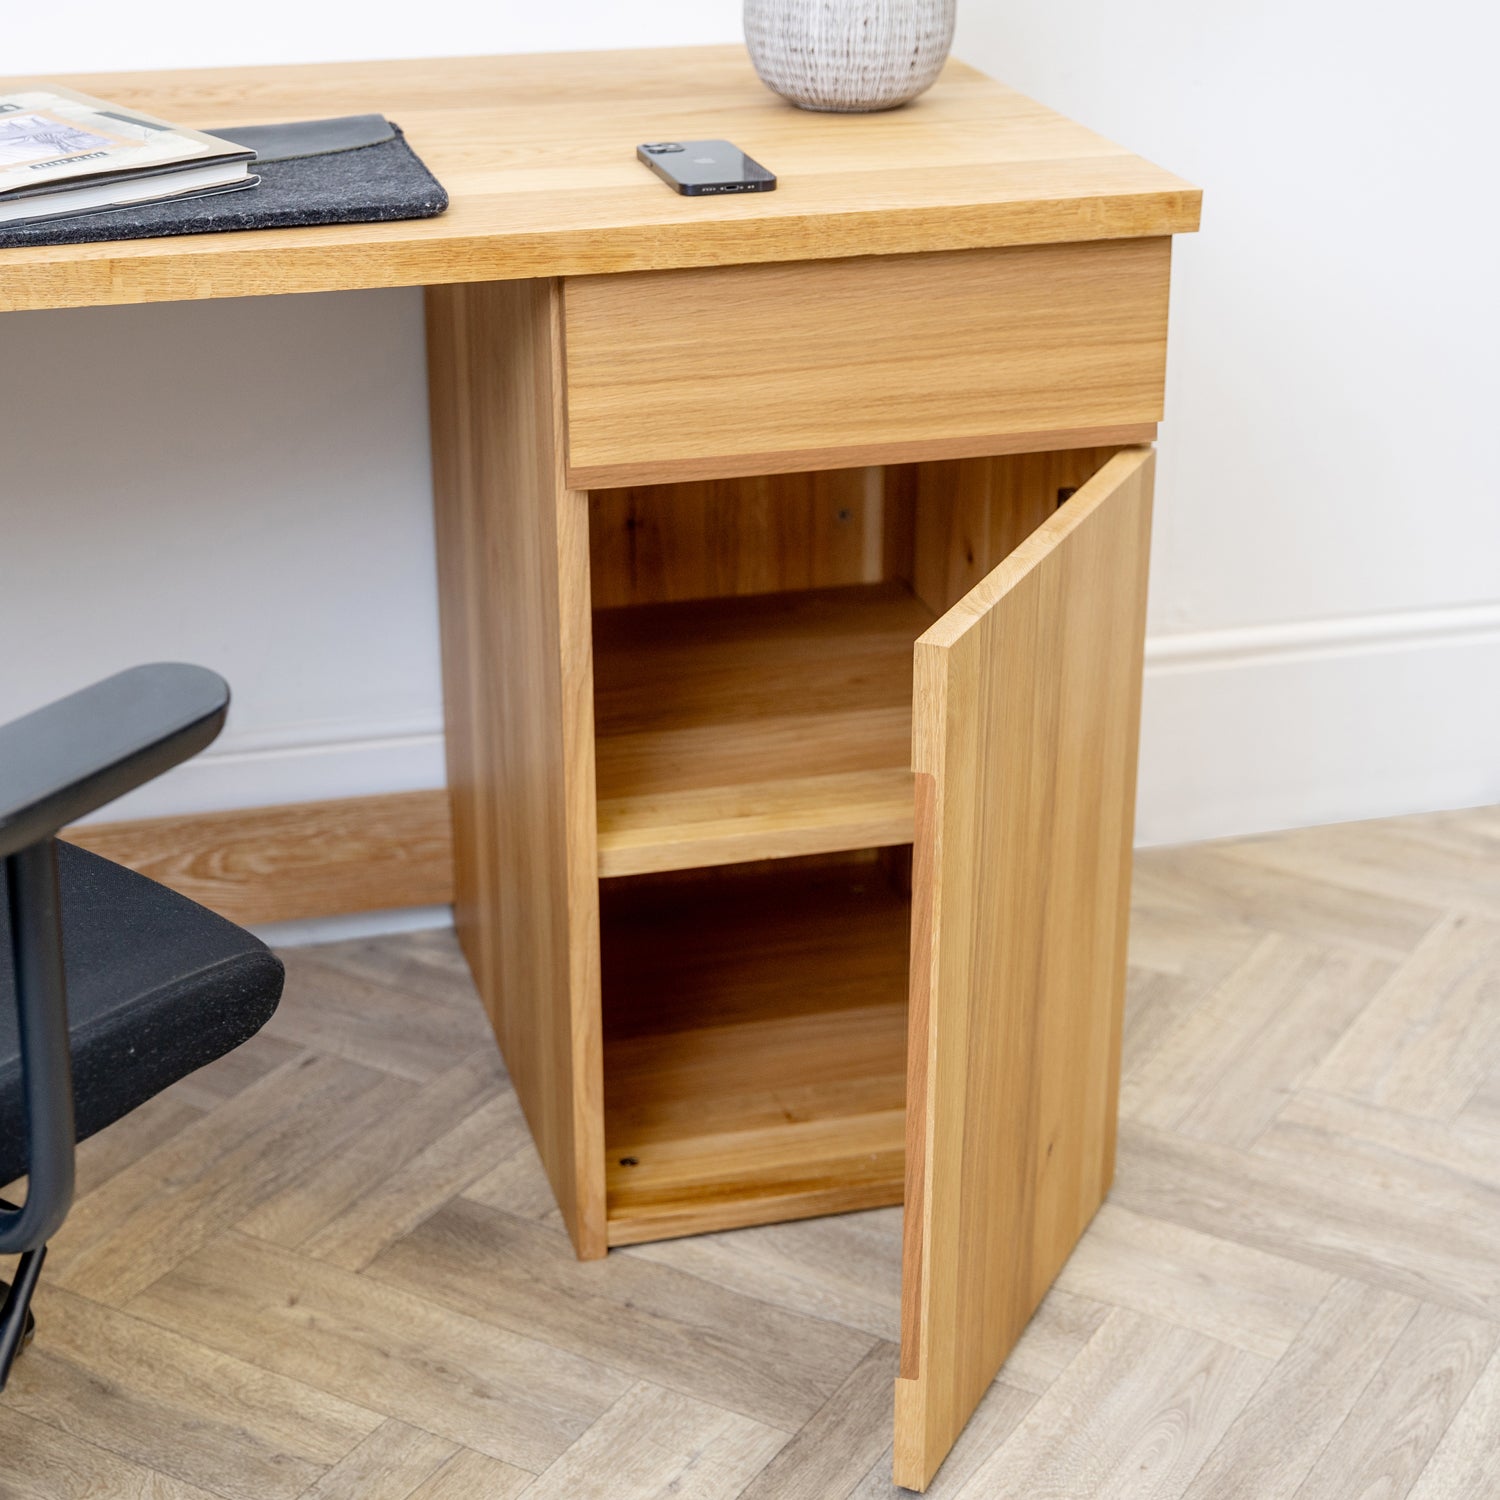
[{"left": 2, "top": 47, "right": 1200, "bottom": 1491}]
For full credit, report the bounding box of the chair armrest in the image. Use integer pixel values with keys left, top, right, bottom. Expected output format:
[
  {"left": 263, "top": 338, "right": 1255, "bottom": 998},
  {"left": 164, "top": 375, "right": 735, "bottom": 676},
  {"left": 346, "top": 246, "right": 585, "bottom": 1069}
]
[{"left": 0, "top": 664, "right": 229, "bottom": 859}]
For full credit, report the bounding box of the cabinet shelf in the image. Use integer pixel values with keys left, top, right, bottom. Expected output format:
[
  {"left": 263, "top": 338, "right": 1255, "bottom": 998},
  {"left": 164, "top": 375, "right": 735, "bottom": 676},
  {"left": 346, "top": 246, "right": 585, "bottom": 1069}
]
[
  {"left": 592, "top": 582, "right": 932, "bottom": 877},
  {"left": 601, "top": 855, "right": 910, "bottom": 1245}
]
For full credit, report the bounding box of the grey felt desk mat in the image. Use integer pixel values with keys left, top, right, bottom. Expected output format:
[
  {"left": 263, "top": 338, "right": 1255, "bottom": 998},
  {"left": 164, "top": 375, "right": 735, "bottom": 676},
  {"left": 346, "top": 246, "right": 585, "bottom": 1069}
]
[{"left": 0, "top": 117, "right": 447, "bottom": 248}]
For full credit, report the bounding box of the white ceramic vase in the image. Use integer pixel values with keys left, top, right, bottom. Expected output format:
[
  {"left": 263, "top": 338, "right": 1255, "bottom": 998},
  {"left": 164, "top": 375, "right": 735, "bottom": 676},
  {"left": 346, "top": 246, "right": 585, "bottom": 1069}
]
[{"left": 744, "top": 0, "right": 957, "bottom": 113}]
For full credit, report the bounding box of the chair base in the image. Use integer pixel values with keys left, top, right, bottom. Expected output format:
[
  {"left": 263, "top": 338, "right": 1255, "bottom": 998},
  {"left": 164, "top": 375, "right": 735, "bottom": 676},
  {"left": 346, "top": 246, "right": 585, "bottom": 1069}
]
[{"left": 0, "top": 1249, "right": 45, "bottom": 1391}]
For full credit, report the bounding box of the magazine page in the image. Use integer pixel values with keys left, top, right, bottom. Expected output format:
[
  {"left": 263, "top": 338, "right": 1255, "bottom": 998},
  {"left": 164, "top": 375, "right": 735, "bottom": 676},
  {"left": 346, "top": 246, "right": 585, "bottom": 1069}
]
[{"left": 0, "top": 87, "right": 244, "bottom": 196}]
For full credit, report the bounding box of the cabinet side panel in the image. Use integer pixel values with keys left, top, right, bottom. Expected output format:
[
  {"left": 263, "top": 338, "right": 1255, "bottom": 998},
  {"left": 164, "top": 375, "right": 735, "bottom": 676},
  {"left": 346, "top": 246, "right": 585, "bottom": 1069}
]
[
  {"left": 895, "top": 450, "right": 1155, "bottom": 1489},
  {"left": 426, "top": 279, "right": 605, "bottom": 1258}
]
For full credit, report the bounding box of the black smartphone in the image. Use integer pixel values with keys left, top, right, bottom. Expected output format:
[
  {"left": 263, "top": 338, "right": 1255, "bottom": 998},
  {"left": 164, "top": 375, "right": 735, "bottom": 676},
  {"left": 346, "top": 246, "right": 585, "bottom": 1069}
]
[{"left": 636, "top": 140, "right": 776, "bottom": 196}]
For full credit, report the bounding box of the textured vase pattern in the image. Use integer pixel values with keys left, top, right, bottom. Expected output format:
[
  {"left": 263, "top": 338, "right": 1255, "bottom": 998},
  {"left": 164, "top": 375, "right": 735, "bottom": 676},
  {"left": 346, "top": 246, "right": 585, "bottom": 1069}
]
[{"left": 745, "top": 0, "right": 957, "bottom": 113}]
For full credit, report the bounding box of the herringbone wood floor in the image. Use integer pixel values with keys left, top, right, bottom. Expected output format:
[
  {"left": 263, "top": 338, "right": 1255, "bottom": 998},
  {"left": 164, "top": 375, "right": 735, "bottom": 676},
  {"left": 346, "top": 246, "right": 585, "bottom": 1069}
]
[{"left": 3, "top": 806, "right": 1499, "bottom": 1499}]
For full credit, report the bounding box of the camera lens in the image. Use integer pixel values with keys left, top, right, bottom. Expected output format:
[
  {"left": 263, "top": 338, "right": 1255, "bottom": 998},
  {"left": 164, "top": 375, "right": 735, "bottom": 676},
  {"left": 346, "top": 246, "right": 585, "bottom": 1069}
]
[{"left": 642, "top": 142, "right": 685, "bottom": 153}]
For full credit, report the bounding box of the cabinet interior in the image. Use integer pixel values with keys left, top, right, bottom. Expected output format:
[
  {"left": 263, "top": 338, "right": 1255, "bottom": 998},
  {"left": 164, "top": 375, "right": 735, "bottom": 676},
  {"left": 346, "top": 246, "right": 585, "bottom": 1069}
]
[{"left": 588, "top": 447, "right": 1125, "bottom": 1243}]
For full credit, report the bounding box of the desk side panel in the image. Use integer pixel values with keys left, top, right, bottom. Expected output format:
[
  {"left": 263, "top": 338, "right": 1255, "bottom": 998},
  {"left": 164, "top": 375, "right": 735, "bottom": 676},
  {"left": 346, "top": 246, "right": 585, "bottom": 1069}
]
[{"left": 427, "top": 278, "right": 606, "bottom": 1258}]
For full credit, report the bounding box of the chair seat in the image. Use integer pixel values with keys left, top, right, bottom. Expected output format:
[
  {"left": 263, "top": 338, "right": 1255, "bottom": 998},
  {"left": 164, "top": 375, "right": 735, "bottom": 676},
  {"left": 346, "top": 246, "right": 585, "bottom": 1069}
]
[{"left": 0, "top": 842, "right": 284, "bottom": 1188}]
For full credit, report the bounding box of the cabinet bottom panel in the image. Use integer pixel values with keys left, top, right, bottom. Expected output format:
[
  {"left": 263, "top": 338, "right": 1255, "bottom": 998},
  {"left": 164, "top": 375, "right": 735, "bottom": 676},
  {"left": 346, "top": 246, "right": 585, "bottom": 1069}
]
[{"left": 601, "top": 852, "right": 909, "bottom": 1245}]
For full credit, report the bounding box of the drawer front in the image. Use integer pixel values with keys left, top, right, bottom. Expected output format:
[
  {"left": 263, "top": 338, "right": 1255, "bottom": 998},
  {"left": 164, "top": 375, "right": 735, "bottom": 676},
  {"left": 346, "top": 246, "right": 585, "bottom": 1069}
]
[{"left": 562, "top": 238, "right": 1171, "bottom": 488}]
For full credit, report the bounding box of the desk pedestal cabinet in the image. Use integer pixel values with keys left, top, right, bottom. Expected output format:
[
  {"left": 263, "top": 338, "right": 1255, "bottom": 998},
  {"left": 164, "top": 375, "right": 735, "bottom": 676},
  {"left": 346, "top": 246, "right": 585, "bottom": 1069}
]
[{"left": 427, "top": 240, "right": 1164, "bottom": 1490}]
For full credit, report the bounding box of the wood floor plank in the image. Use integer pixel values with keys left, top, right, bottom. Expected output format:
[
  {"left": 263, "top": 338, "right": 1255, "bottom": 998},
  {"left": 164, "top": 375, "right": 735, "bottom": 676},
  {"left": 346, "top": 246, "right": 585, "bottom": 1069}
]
[
  {"left": 1293, "top": 1301, "right": 1500, "bottom": 1500},
  {"left": 0, "top": 1403, "right": 224, "bottom": 1500},
  {"left": 462, "top": 1133, "right": 574, "bottom": 1224},
  {"left": 847, "top": 1381, "right": 1035, "bottom": 1499},
  {"left": 1131, "top": 843, "right": 1442, "bottom": 961},
  {"left": 1305, "top": 911, "right": 1500, "bottom": 1119},
  {"left": 950, "top": 1308, "right": 1270, "bottom": 1499},
  {"left": 1113, "top": 1121, "right": 1500, "bottom": 1319},
  {"left": 1180, "top": 1279, "right": 1417, "bottom": 1500},
  {"left": 71, "top": 1090, "right": 208, "bottom": 1198},
  {"left": 3, "top": 1285, "right": 380, "bottom": 1500},
  {"left": 165, "top": 1031, "right": 306, "bottom": 1110},
  {"left": 1123, "top": 904, "right": 1260, "bottom": 987},
  {"left": 238, "top": 1049, "right": 507, "bottom": 1250},
  {"left": 1054, "top": 1203, "right": 1334, "bottom": 1359},
  {"left": 988, "top": 1288, "right": 1112, "bottom": 1399},
  {"left": 1121, "top": 934, "right": 1393, "bottom": 1146},
  {"left": 1217, "top": 809, "right": 1500, "bottom": 921},
  {"left": 267, "top": 951, "right": 497, "bottom": 1082},
  {"left": 512, "top": 1382, "right": 787, "bottom": 1500},
  {"left": 303, "top": 929, "right": 493, "bottom": 1012},
  {"left": 49, "top": 1052, "right": 410, "bottom": 1305},
  {"left": 302, "top": 1090, "right": 533, "bottom": 1271},
  {"left": 1278, "top": 1087, "right": 1500, "bottom": 1193},
  {"left": 7, "top": 804, "right": 1495, "bottom": 1500},
  {"left": 364, "top": 1196, "right": 876, "bottom": 1432},
  {"left": 623, "top": 1205, "right": 904, "bottom": 1342},
  {"left": 1405, "top": 1343, "right": 1500, "bottom": 1500},
  {"left": 126, "top": 1230, "right": 632, "bottom": 1473},
  {"left": 406, "top": 1447, "right": 533, "bottom": 1500},
  {"left": 297, "top": 1421, "right": 461, "bottom": 1500},
  {"left": 736, "top": 1342, "right": 898, "bottom": 1500}
]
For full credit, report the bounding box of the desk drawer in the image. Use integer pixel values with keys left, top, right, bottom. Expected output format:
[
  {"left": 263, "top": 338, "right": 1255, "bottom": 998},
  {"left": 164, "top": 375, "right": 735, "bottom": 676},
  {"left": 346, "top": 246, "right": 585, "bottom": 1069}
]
[{"left": 561, "top": 239, "right": 1171, "bottom": 488}]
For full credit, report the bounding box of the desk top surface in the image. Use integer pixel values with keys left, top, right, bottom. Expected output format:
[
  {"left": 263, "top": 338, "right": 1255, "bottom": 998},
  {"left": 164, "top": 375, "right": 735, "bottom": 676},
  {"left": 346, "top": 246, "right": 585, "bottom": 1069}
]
[{"left": 0, "top": 47, "right": 1200, "bottom": 314}]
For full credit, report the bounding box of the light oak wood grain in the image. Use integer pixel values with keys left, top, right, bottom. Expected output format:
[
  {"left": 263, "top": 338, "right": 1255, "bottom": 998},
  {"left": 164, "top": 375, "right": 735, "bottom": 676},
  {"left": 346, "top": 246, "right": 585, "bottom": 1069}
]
[
  {"left": 1406, "top": 1344, "right": 1500, "bottom": 1500},
  {"left": 236, "top": 1049, "right": 505, "bottom": 1250},
  {"left": 48, "top": 1052, "right": 404, "bottom": 1305},
  {"left": 563, "top": 243, "right": 1169, "bottom": 486},
  {"left": 1180, "top": 1279, "right": 1416, "bottom": 1500},
  {"left": 516, "top": 1382, "right": 787, "bottom": 1500},
  {"left": 1052, "top": 1203, "right": 1335, "bottom": 1361},
  {"left": 952, "top": 1308, "right": 1269, "bottom": 1500},
  {"left": 0, "top": 49, "right": 1199, "bottom": 313},
  {"left": 895, "top": 449, "right": 1155, "bottom": 1490},
  {"left": 624, "top": 1207, "right": 904, "bottom": 1343},
  {"left": 0, "top": 1404, "right": 223, "bottom": 1500},
  {"left": 901, "top": 448, "right": 1126, "bottom": 614},
  {"left": 1305, "top": 910, "right": 1500, "bottom": 1119},
  {"left": 1114, "top": 1121, "right": 1500, "bottom": 1321},
  {"left": 426, "top": 277, "right": 606, "bottom": 1257},
  {"left": 6, "top": 1285, "right": 380, "bottom": 1500},
  {"left": 297, "top": 1422, "right": 461, "bottom": 1500},
  {"left": 1120, "top": 933, "right": 1394, "bottom": 1148},
  {"left": 128, "top": 1230, "right": 632, "bottom": 1471},
  {"left": 601, "top": 857, "right": 910, "bottom": 1244},
  {"left": 1295, "top": 1301, "right": 1500, "bottom": 1500},
  {"left": 301, "top": 1090, "right": 532, "bottom": 1273},
  {"left": 590, "top": 468, "right": 882, "bottom": 609},
  {"left": 598, "top": 769, "right": 917, "bottom": 878},
  {"left": 365, "top": 1197, "right": 876, "bottom": 1432},
  {"left": 64, "top": 789, "right": 453, "bottom": 925},
  {"left": 593, "top": 583, "right": 932, "bottom": 874},
  {"left": 4, "top": 806, "right": 1496, "bottom": 1498},
  {"left": 737, "top": 1342, "right": 899, "bottom": 1500},
  {"left": 406, "top": 1447, "right": 532, "bottom": 1500}
]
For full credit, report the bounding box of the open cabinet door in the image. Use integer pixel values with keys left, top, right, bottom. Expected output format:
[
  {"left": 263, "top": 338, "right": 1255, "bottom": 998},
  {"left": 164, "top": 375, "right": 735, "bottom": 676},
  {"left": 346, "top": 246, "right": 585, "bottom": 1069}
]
[{"left": 894, "top": 448, "right": 1155, "bottom": 1490}]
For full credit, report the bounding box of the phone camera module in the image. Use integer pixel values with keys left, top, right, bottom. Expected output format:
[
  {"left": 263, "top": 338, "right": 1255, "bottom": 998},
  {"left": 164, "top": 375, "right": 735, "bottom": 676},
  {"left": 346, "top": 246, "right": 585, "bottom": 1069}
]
[{"left": 642, "top": 142, "right": 685, "bottom": 154}]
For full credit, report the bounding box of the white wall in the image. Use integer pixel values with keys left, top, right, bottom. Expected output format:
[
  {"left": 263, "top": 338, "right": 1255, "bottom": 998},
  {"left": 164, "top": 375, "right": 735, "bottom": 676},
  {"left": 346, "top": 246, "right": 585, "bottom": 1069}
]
[{"left": 3, "top": 2, "right": 1497, "bottom": 867}]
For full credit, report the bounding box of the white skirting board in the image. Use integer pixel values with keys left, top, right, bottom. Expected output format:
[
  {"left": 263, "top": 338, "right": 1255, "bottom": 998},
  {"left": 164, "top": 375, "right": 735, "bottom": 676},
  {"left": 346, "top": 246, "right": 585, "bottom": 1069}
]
[{"left": 1136, "top": 600, "right": 1500, "bottom": 846}]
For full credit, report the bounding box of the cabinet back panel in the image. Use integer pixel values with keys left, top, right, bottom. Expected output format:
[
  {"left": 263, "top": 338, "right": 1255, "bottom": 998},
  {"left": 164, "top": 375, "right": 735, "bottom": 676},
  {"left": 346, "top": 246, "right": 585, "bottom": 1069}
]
[{"left": 589, "top": 468, "right": 885, "bottom": 609}]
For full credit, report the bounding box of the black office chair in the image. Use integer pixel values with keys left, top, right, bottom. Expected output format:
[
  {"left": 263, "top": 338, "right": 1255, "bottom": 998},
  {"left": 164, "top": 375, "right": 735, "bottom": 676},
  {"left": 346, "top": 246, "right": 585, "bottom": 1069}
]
[{"left": 0, "top": 664, "right": 285, "bottom": 1389}]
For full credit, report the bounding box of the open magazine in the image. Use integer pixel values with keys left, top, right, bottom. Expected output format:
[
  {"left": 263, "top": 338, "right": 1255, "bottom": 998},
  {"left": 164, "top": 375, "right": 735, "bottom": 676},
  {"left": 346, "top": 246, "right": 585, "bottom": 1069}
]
[{"left": 0, "top": 86, "right": 255, "bottom": 225}]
